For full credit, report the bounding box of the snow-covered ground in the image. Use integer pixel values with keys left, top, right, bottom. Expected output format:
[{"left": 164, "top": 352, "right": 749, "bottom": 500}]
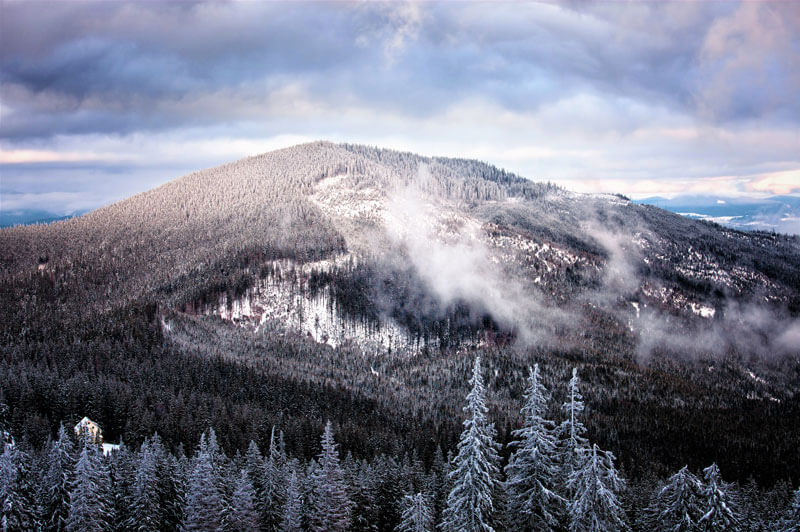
[{"left": 211, "top": 257, "right": 412, "bottom": 353}]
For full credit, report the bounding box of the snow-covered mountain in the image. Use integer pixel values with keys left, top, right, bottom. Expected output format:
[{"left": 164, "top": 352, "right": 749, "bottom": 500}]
[{"left": 2, "top": 141, "right": 799, "bottom": 486}]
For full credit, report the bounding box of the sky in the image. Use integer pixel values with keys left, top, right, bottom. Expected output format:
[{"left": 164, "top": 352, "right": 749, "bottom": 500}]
[{"left": 1, "top": 1, "right": 799, "bottom": 216}]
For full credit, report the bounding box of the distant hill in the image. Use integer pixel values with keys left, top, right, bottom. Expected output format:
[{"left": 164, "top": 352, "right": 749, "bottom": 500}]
[
  {"left": 635, "top": 195, "right": 800, "bottom": 235},
  {"left": 0, "top": 208, "right": 88, "bottom": 228}
]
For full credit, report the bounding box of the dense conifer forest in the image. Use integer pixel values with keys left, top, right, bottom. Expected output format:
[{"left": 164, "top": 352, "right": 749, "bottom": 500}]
[{"left": 2, "top": 358, "right": 798, "bottom": 531}]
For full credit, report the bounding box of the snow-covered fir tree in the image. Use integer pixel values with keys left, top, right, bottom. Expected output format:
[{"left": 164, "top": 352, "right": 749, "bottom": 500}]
[
  {"left": 557, "top": 367, "right": 589, "bottom": 490},
  {"left": 566, "top": 444, "right": 628, "bottom": 532},
  {"left": 504, "top": 364, "right": 563, "bottom": 532},
  {"left": 107, "top": 441, "right": 135, "bottom": 531},
  {"left": 345, "top": 455, "right": 378, "bottom": 532},
  {"left": 396, "top": 492, "right": 433, "bottom": 532},
  {"left": 224, "top": 469, "right": 259, "bottom": 531},
  {"left": 124, "top": 437, "right": 161, "bottom": 531},
  {"left": 242, "top": 440, "right": 265, "bottom": 529},
  {"left": 440, "top": 356, "right": 501, "bottom": 532},
  {"left": 308, "top": 421, "right": 351, "bottom": 532},
  {"left": 697, "top": 463, "right": 740, "bottom": 532},
  {"left": 42, "top": 424, "right": 75, "bottom": 532},
  {"left": 280, "top": 461, "right": 303, "bottom": 532},
  {"left": 65, "top": 443, "right": 112, "bottom": 532},
  {"left": 643, "top": 466, "right": 703, "bottom": 532},
  {"left": 264, "top": 426, "right": 288, "bottom": 531},
  {"left": 182, "top": 441, "right": 224, "bottom": 532}
]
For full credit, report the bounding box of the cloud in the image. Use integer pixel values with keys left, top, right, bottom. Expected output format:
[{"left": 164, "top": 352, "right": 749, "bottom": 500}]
[
  {"left": 746, "top": 170, "right": 800, "bottom": 196},
  {"left": 696, "top": 2, "right": 800, "bottom": 122},
  {"left": 1, "top": 1, "right": 799, "bottom": 214}
]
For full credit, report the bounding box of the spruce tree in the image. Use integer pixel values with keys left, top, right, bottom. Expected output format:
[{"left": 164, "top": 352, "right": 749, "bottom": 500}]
[
  {"left": 125, "top": 438, "right": 161, "bottom": 531},
  {"left": 557, "top": 368, "right": 588, "bottom": 489},
  {"left": 225, "top": 469, "right": 259, "bottom": 531},
  {"left": 504, "top": 364, "right": 563, "bottom": 532},
  {"left": 65, "top": 443, "right": 113, "bottom": 532},
  {"left": 308, "top": 421, "right": 351, "bottom": 532},
  {"left": 440, "top": 356, "right": 501, "bottom": 532},
  {"left": 182, "top": 447, "right": 224, "bottom": 532},
  {"left": 566, "top": 444, "right": 628, "bottom": 532},
  {"left": 396, "top": 492, "right": 433, "bottom": 532},
  {"left": 42, "top": 424, "right": 75, "bottom": 532},
  {"left": 242, "top": 440, "right": 266, "bottom": 530},
  {"left": 263, "top": 426, "right": 288, "bottom": 531},
  {"left": 697, "top": 463, "right": 740, "bottom": 532},
  {"left": 643, "top": 466, "right": 702, "bottom": 532},
  {"left": 280, "top": 463, "right": 303, "bottom": 532},
  {"left": 108, "top": 440, "right": 136, "bottom": 532}
]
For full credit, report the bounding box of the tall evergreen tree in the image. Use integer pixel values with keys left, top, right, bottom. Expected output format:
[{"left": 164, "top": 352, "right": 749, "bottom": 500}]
[
  {"left": 108, "top": 441, "right": 136, "bottom": 532},
  {"left": 280, "top": 463, "right": 303, "bottom": 532},
  {"left": 225, "top": 469, "right": 259, "bottom": 532},
  {"left": 505, "top": 364, "right": 563, "bottom": 532},
  {"left": 182, "top": 446, "right": 224, "bottom": 532},
  {"left": 396, "top": 492, "right": 433, "bottom": 532},
  {"left": 65, "top": 443, "right": 113, "bottom": 532},
  {"left": 643, "top": 466, "right": 702, "bottom": 532},
  {"left": 242, "top": 440, "right": 266, "bottom": 531},
  {"left": 697, "top": 463, "right": 740, "bottom": 532},
  {"left": 264, "top": 426, "right": 288, "bottom": 531},
  {"left": 42, "top": 424, "right": 75, "bottom": 532},
  {"left": 125, "top": 438, "right": 161, "bottom": 531},
  {"left": 308, "top": 421, "right": 351, "bottom": 532},
  {"left": 440, "top": 356, "right": 501, "bottom": 532},
  {"left": 557, "top": 368, "right": 588, "bottom": 489},
  {"left": 566, "top": 444, "right": 628, "bottom": 532}
]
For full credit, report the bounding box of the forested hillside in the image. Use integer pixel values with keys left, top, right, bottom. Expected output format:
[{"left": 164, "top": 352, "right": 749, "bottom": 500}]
[{"left": 2, "top": 141, "right": 799, "bottom": 529}]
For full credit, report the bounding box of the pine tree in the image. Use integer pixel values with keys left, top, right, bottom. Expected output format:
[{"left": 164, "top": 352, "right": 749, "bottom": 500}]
[
  {"left": 182, "top": 446, "right": 224, "bottom": 532},
  {"left": 504, "top": 364, "right": 563, "bottom": 532},
  {"left": 440, "top": 356, "right": 501, "bottom": 532},
  {"left": 280, "top": 462, "right": 303, "bottom": 532},
  {"left": 643, "top": 466, "right": 702, "bottom": 532},
  {"left": 308, "top": 421, "right": 351, "bottom": 532},
  {"left": 65, "top": 443, "right": 113, "bottom": 532},
  {"left": 778, "top": 486, "right": 800, "bottom": 532},
  {"left": 225, "top": 469, "right": 259, "bottom": 532},
  {"left": 566, "top": 444, "right": 628, "bottom": 532},
  {"left": 396, "top": 492, "right": 433, "bottom": 532},
  {"left": 557, "top": 368, "right": 588, "bottom": 490},
  {"left": 42, "top": 424, "right": 75, "bottom": 532},
  {"left": 697, "top": 463, "right": 740, "bottom": 532}
]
